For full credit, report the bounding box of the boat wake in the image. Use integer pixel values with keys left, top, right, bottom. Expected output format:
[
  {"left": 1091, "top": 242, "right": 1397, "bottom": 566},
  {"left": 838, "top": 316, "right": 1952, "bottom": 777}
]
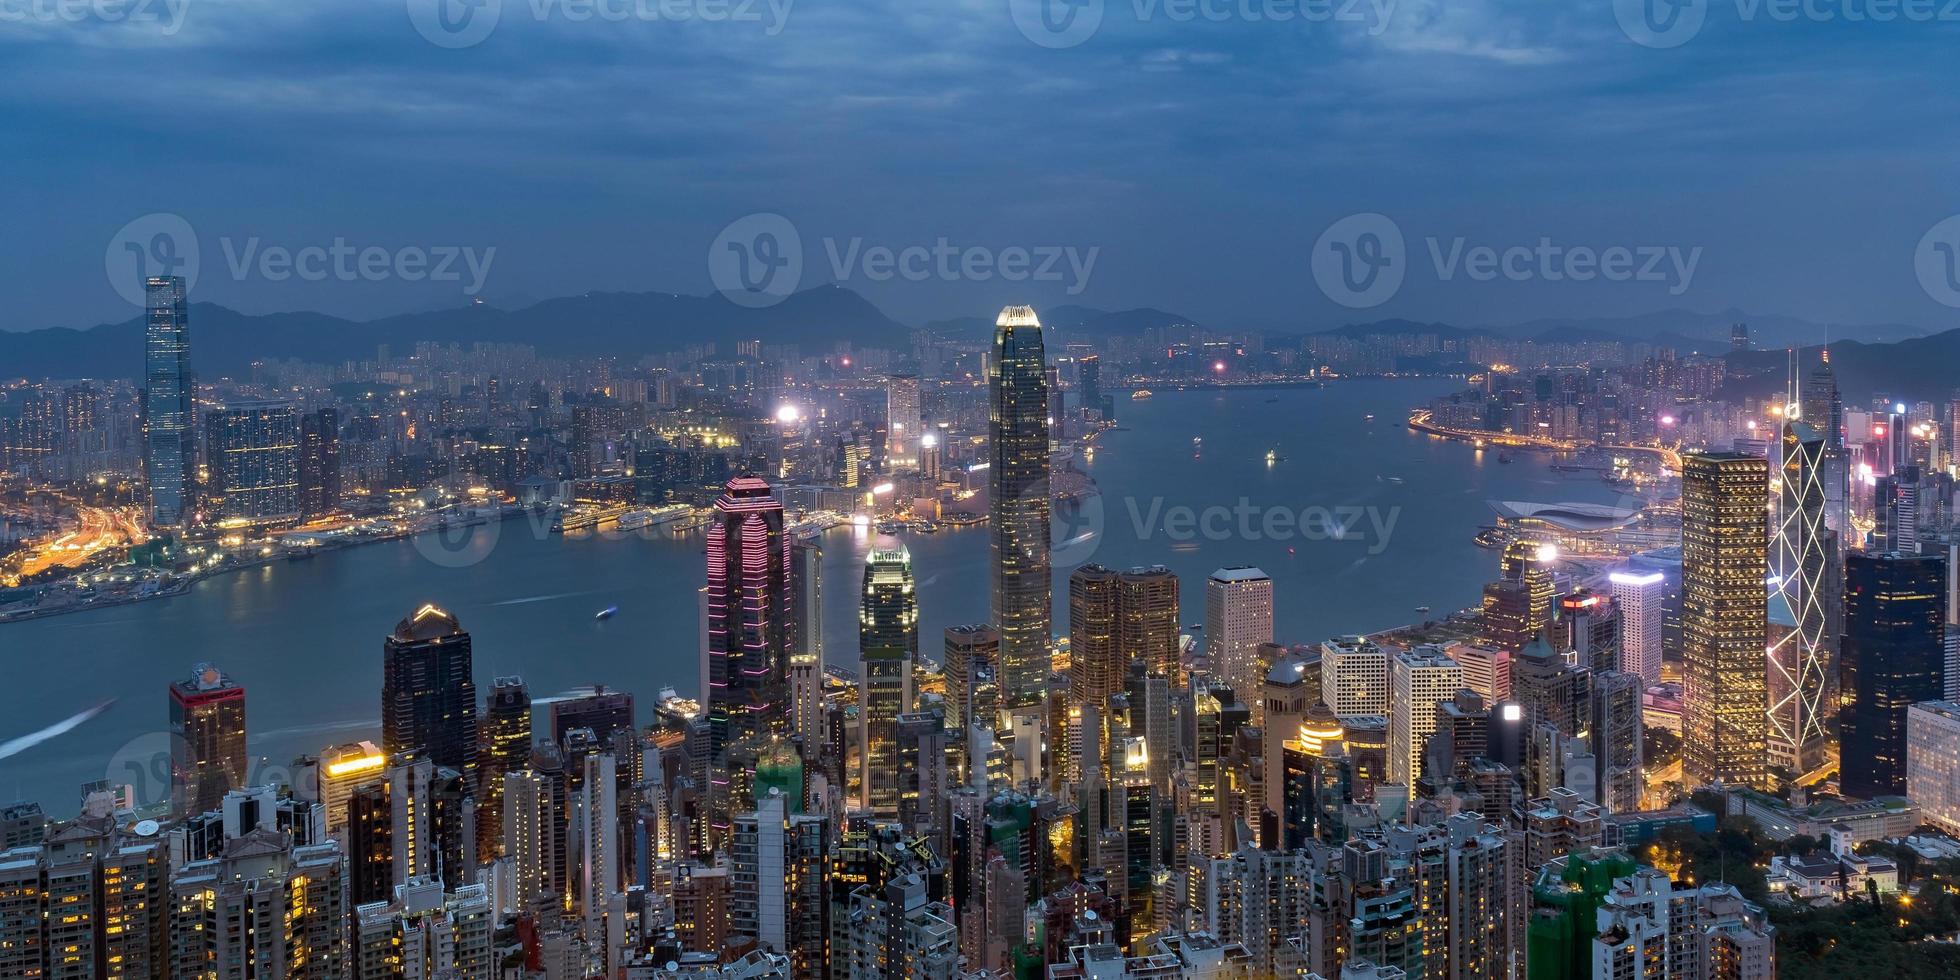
[
  {"left": 0, "top": 699, "right": 115, "bottom": 762},
  {"left": 491, "top": 590, "right": 603, "bottom": 607}
]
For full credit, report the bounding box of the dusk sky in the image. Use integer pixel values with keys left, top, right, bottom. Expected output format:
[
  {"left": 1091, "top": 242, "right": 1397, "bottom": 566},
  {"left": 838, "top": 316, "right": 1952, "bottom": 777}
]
[{"left": 7, "top": 1, "right": 1960, "bottom": 334}]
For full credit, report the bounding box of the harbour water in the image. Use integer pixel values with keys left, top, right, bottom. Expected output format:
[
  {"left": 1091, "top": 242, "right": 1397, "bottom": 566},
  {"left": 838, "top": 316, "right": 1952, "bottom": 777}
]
[{"left": 0, "top": 378, "right": 1632, "bottom": 811}]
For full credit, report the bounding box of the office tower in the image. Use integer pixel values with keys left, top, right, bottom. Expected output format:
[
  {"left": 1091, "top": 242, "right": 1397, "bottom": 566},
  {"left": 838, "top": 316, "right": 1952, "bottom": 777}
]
[
  {"left": 548, "top": 685, "right": 635, "bottom": 747},
  {"left": 1118, "top": 566, "right": 1181, "bottom": 681},
  {"left": 1322, "top": 635, "right": 1390, "bottom": 715},
  {"left": 860, "top": 542, "right": 919, "bottom": 815},
  {"left": 1841, "top": 551, "right": 1948, "bottom": 798},
  {"left": 886, "top": 373, "right": 921, "bottom": 469},
  {"left": 705, "top": 476, "right": 793, "bottom": 843},
  {"left": 204, "top": 400, "right": 301, "bottom": 525},
  {"left": 1078, "top": 354, "right": 1103, "bottom": 419},
  {"left": 1446, "top": 643, "right": 1511, "bottom": 705},
  {"left": 943, "top": 625, "right": 1000, "bottom": 734},
  {"left": 580, "top": 752, "right": 621, "bottom": 951},
  {"left": 1874, "top": 465, "right": 1921, "bottom": 553},
  {"left": 1590, "top": 671, "right": 1645, "bottom": 813},
  {"left": 502, "top": 769, "right": 554, "bottom": 906},
  {"left": 1205, "top": 567, "right": 1274, "bottom": 721},
  {"left": 1608, "top": 568, "right": 1666, "bottom": 685},
  {"left": 170, "top": 662, "right": 248, "bottom": 818},
  {"left": 989, "top": 305, "right": 1052, "bottom": 710},
  {"left": 478, "top": 676, "right": 531, "bottom": 863},
  {"left": 0, "top": 814, "right": 170, "bottom": 980},
  {"left": 353, "top": 879, "right": 494, "bottom": 980},
  {"left": 1389, "top": 646, "right": 1461, "bottom": 790},
  {"left": 732, "top": 789, "right": 831, "bottom": 977},
  {"left": 1767, "top": 420, "right": 1833, "bottom": 778},
  {"left": 311, "top": 739, "right": 385, "bottom": 838},
  {"left": 296, "top": 407, "right": 341, "bottom": 518},
  {"left": 168, "top": 831, "right": 347, "bottom": 980},
  {"left": 1554, "top": 589, "right": 1619, "bottom": 671},
  {"left": 1680, "top": 452, "right": 1772, "bottom": 790},
  {"left": 1908, "top": 701, "right": 1960, "bottom": 835},
  {"left": 1485, "top": 540, "right": 1557, "bottom": 653},
  {"left": 791, "top": 541, "right": 825, "bottom": 750},
  {"left": 1513, "top": 632, "right": 1591, "bottom": 739},
  {"left": 1068, "top": 564, "right": 1121, "bottom": 706},
  {"left": 1802, "top": 352, "right": 1850, "bottom": 539},
  {"left": 381, "top": 605, "right": 479, "bottom": 785},
  {"left": 142, "top": 275, "right": 195, "bottom": 527}
]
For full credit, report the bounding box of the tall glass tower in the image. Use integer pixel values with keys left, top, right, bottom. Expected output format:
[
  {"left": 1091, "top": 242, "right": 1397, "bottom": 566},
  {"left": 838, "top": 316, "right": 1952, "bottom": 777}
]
[
  {"left": 859, "top": 542, "right": 917, "bottom": 815},
  {"left": 1681, "top": 451, "right": 1771, "bottom": 790},
  {"left": 143, "top": 276, "right": 195, "bottom": 527},
  {"left": 703, "top": 476, "right": 791, "bottom": 843},
  {"left": 1769, "top": 420, "right": 1833, "bottom": 779},
  {"left": 989, "top": 305, "right": 1051, "bottom": 710}
]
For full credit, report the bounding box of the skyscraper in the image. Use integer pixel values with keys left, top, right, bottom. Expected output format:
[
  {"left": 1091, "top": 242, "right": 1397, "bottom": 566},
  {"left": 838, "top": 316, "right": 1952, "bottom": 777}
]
[
  {"left": 1801, "top": 351, "right": 1848, "bottom": 538},
  {"left": 1322, "top": 635, "right": 1390, "bottom": 716},
  {"left": 297, "top": 407, "right": 341, "bottom": 518},
  {"left": 860, "top": 542, "right": 918, "bottom": 815},
  {"left": 943, "top": 624, "right": 1000, "bottom": 734},
  {"left": 1389, "top": 646, "right": 1461, "bottom": 790},
  {"left": 1118, "top": 566, "right": 1181, "bottom": 683},
  {"left": 167, "top": 832, "right": 347, "bottom": 980},
  {"left": 790, "top": 540, "right": 824, "bottom": 750},
  {"left": 703, "top": 476, "right": 792, "bottom": 842},
  {"left": 204, "top": 400, "right": 302, "bottom": 525},
  {"left": 381, "top": 605, "right": 479, "bottom": 786},
  {"left": 477, "top": 676, "right": 531, "bottom": 863},
  {"left": 989, "top": 305, "right": 1052, "bottom": 710},
  {"left": 1068, "top": 564, "right": 1121, "bottom": 706},
  {"left": 142, "top": 275, "right": 194, "bottom": 527},
  {"left": 886, "top": 373, "right": 921, "bottom": 470},
  {"left": 1680, "top": 452, "right": 1771, "bottom": 790},
  {"left": 1840, "top": 551, "right": 1947, "bottom": 799},
  {"left": 169, "top": 662, "right": 248, "bottom": 818},
  {"left": 1484, "top": 540, "right": 1557, "bottom": 654},
  {"left": 1205, "top": 567, "right": 1274, "bottom": 721},
  {"left": 1768, "top": 419, "right": 1833, "bottom": 778},
  {"left": 1608, "top": 568, "right": 1666, "bottom": 685}
]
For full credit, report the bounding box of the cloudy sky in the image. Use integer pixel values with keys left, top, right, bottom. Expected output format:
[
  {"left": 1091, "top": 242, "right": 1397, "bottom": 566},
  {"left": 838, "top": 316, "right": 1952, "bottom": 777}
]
[{"left": 5, "top": 0, "right": 1960, "bottom": 335}]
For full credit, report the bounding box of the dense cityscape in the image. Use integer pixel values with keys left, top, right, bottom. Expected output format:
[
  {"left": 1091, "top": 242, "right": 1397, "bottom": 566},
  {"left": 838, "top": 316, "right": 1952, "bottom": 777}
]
[{"left": 3, "top": 278, "right": 1960, "bottom": 980}]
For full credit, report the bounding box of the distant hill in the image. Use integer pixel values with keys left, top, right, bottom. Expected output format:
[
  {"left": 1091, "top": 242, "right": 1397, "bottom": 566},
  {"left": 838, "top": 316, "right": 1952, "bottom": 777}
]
[
  {"left": 921, "top": 305, "right": 1207, "bottom": 346},
  {"left": 0, "top": 284, "right": 909, "bottom": 380},
  {"left": 1726, "top": 329, "right": 1960, "bottom": 403},
  {"left": 1494, "top": 307, "right": 1936, "bottom": 349}
]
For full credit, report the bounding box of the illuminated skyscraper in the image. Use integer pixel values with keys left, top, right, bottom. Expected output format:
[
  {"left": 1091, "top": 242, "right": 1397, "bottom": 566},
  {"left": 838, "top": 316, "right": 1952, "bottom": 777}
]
[
  {"left": 1068, "top": 564, "right": 1121, "bottom": 706},
  {"left": 142, "top": 275, "right": 195, "bottom": 527},
  {"left": 477, "top": 676, "right": 531, "bottom": 863},
  {"left": 1389, "top": 646, "right": 1461, "bottom": 790},
  {"left": 1800, "top": 351, "right": 1848, "bottom": 539},
  {"left": 1841, "top": 551, "right": 1947, "bottom": 799},
  {"left": 297, "top": 407, "right": 341, "bottom": 518},
  {"left": 1484, "top": 540, "right": 1557, "bottom": 653},
  {"left": 989, "top": 305, "right": 1052, "bottom": 710},
  {"left": 886, "top": 373, "right": 921, "bottom": 470},
  {"left": 1206, "top": 567, "right": 1274, "bottom": 721},
  {"left": 170, "top": 662, "right": 247, "bottom": 818},
  {"left": 704, "top": 476, "right": 792, "bottom": 842},
  {"left": 1322, "top": 635, "right": 1390, "bottom": 716},
  {"left": 204, "top": 400, "right": 302, "bottom": 525},
  {"left": 1768, "top": 420, "right": 1833, "bottom": 778},
  {"left": 381, "top": 605, "right": 479, "bottom": 786},
  {"left": 1118, "top": 566, "right": 1181, "bottom": 683},
  {"left": 1608, "top": 568, "right": 1666, "bottom": 685},
  {"left": 943, "top": 624, "right": 1000, "bottom": 734},
  {"left": 311, "top": 740, "right": 385, "bottom": 839},
  {"left": 790, "top": 541, "right": 824, "bottom": 750},
  {"left": 1680, "top": 452, "right": 1771, "bottom": 790},
  {"left": 860, "top": 542, "right": 918, "bottom": 815}
]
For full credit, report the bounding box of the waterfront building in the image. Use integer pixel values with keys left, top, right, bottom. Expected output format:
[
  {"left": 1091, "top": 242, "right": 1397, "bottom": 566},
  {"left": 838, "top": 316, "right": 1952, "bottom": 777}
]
[
  {"left": 142, "top": 275, "right": 195, "bottom": 527},
  {"left": 381, "top": 605, "right": 479, "bottom": 785},
  {"left": 1840, "top": 550, "right": 1948, "bottom": 798},
  {"left": 203, "top": 400, "right": 301, "bottom": 525},
  {"left": 297, "top": 407, "right": 341, "bottom": 518},
  {"left": 886, "top": 373, "right": 921, "bottom": 470},
  {"left": 170, "top": 661, "right": 248, "bottom": 818},
  {"left": 990, "top": 305, "right": 1052, "bottom": 711},
  {"left": 1205, "top": 567, "right": 1274, "bottom": 721},
  {"left": 1680, "top": 452, "right": 1771, "bottom": 790},
  {"left": 704, "top": 476, "right": 793, "bottom": 843},
  {"left": 1322, "top": 635, "right": 1390, "bottom": 716}
]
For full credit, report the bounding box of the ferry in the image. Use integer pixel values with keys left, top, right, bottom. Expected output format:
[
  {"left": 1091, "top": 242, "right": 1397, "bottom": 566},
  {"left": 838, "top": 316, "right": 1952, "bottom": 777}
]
[
  {"left": 617, "top": 504, "right": 692, "bottom": 530},
  {"left": 1265, "top": 449, "right": 1279, "bottom": 465},
  {"left": 1131, "top": 389, "right": 1154, "bottom": 400},
  {"left": 595, "top": 606, "right": 619, "bottom": 621}
]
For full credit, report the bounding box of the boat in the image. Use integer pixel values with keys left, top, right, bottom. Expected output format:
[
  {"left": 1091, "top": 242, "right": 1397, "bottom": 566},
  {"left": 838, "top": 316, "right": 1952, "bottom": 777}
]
[
  {"left": 1364, "top": 413, "right": 1375, "bottom": 422},
  {"left": 1415, "top": 605, "right": 1431, "bottom": 615},
  {"left": 595, "top": 606, "right": 619, "bottom": 620},
  {"left": 1380, "top": 475, "right": 1405, "bottom": 485},
  {"left": 1265, "top": 449, "right": 1279, "bottom": 464},
  {"left": 1131, "top": 389, "right": 1154, "bottom": 400}
]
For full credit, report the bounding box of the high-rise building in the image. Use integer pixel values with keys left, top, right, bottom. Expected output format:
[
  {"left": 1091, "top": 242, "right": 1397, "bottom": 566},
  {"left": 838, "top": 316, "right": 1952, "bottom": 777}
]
[
  {"left": 1841, "top": 551, "right": 1947, "bottom": 799},
  {"left": 704, "top": 476, "right": 792, "bottom": 843},
  {"left": 311, "top": 739, "right": 385, "bottom": 839},
  {"left": 1873, "top": 465, "right": 1921, "bottom": 554},
  {"left": 1801, "top": 351, "right": 1849, "bottom": 540},
  {"left": 1118, "top": 566, "right": 1181, "bottom": 683},
  {"left": 791, "top": 541, "right": 825, "bottom": 750},
  {"left": 204, "top": 400, "right": 302, "bottom": 525},
  {"left": 142, "top": 275, "right": 195, "bottom": 527},
  {"left": 1768, "top": 420, "right": 1833, "bottom": 778},
  {"left": 1608, "top": 568, "right": 1666, "bottom": 685},
  {"left": 886, "top": 373, "right": 921, "bottom": 470},
  {"left": 1206, "top": 567, "right": 1274, "bottom": 721},
  {"left": 1078, "top": 354, "right": 1104, "bottom": 421},
  {"left": 170, "top": 662, "right": 248, "bottom": 818},
  {"left": 1485, "top": 540, "right": 1557, "bottom": 653},
  {"left": 731, "top": 788, "right": 831, "bottom": 978},
  {"left": 297, "top": 407, "right": 341, "bottom": 518},
  {"left": 1322, "top": 635, "right": 1390, "bottom": 716},
  {"left": 1068, "top": 564, "right": 1121, "bottom": 706},
  {"left": 1445, "top": 643, "right": 1511, "bottom": 706},
  {"left": 1680, "top": 452, "right": 1772, "bottom": 790},
  {"left": 168, "top": 830, "right": 347, "bottom": 980},
  {"left": 860, "top": 542, "right": 918, "bottom": 815},
  {"left": 478, "top": 676, "right": 531, "bottom": 863},
  {"left": 579, "top": 751, "right": 622, "bottom": 955},
  {"left": 1389, "top": 646, "right": 1461, "bottom": 790},
  {"left": 0, "top": 813, "right": 170, "bottom": 980},
  {"left": 989, "top": 305, "right": 1052, "bottom": 710},
  {"left": 353, "top": 879, "right": 494, "bottom": 980},
  {"left": 1590, "top": 671, "right": 1645, "bottom": 813},
  {"left": 943, "top": 625, "right": 1000, "bottom": 735},
  {"left": 1907, "top": 701, "right": 1960, "bottom": 835},
  {"left": 381, "top": 605, "right": 479, "bottom": 785}
]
